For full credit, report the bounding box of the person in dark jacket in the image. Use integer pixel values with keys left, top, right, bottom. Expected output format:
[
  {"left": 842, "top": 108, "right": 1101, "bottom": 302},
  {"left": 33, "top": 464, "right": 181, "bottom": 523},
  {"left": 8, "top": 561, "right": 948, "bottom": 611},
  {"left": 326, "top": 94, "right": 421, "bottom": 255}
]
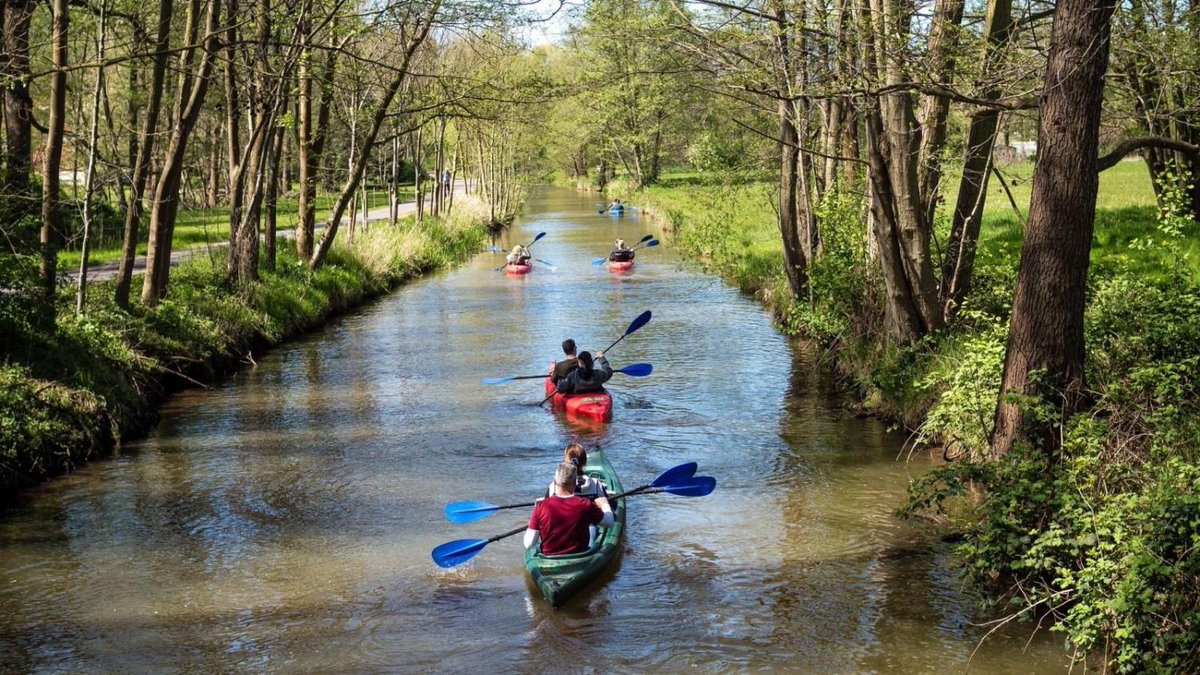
[
  {"left": 556, "top": 351, "right": 612, "bottom": 394},
  {"left": 549, "top": 339, "right": 578, "bottom": 384},
  {"left": 610, "top": 238, "right": 634, "bottom": 263}
]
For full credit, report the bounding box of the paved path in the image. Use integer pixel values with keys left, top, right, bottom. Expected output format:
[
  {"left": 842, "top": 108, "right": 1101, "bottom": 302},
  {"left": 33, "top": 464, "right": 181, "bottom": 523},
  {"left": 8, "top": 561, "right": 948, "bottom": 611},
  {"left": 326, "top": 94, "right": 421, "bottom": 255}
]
[{"left": 75, "top": 184, "right": 463, "bottom": 282}]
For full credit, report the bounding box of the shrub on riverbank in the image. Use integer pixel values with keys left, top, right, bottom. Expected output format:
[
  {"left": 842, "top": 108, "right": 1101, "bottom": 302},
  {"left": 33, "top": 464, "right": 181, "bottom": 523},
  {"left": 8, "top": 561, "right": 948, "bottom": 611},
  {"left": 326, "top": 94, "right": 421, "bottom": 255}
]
[
  {"left": 625, "top": 167, "right": 1200, "bottom": 669},
  {"left": 0, "top": 204, "right": 487, "bottom": 495}
]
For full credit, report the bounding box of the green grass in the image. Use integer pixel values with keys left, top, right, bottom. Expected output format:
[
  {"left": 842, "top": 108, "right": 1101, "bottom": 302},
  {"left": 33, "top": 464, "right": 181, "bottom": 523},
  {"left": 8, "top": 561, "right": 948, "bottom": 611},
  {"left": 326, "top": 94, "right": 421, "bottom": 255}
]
[
  {"left": 638, "top": 160, "right": 1199, "bottom": 288},
  {"left": 58, "top": 186, "right": 415, "bottom": 269},
  {"left": 947, "top": 160, "right": 1200, "bottom": 282}
]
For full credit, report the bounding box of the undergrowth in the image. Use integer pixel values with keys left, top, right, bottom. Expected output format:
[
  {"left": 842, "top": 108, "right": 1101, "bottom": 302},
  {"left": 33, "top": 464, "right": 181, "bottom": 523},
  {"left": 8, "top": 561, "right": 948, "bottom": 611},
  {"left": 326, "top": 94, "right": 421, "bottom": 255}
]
[{"left": 629, "top": 164, "right": 1200, "bottom": 669}]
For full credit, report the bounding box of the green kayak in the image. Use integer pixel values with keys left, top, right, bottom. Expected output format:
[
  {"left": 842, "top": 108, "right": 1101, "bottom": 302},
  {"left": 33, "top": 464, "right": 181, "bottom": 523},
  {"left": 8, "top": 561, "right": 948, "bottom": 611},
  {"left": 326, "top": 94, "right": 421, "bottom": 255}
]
[{"left": 524, "top": 450, "right": 626, "bottom": 608}]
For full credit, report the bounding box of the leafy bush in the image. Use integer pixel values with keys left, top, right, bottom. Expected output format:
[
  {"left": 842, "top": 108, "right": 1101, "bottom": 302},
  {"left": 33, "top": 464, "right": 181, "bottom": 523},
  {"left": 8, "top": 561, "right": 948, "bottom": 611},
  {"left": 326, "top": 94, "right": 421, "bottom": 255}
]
[{"left": 906, "top": 272, "right": 1200, "bottom": 670}]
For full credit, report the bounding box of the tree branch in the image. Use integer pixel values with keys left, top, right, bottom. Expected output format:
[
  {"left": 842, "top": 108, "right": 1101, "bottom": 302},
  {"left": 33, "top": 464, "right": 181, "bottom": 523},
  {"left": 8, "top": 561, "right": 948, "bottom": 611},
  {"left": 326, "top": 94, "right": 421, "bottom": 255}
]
[{"left": 1096, "top": 136, "right": 1200, "bottom": 172}]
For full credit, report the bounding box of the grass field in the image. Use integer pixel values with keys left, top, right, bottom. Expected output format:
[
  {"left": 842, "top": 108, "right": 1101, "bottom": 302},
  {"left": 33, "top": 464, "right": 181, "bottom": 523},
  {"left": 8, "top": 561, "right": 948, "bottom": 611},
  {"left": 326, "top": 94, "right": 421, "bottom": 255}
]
[
  {"left": 640, "top": 159, "right": 1199, "bottom": 287},
  {"left": 58, "top": 186, "right": 415, "bottom": 269}
]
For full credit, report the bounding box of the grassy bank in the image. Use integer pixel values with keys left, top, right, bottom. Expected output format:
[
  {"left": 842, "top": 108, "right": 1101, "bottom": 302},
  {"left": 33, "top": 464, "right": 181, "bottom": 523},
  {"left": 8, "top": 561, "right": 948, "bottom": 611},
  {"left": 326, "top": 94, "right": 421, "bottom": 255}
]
[
  {"left": 1, "top": 196, "right": 488, "bottom": 496},
  {"left": 622, "top": 162, "right": 1200, "bottom": 669}
]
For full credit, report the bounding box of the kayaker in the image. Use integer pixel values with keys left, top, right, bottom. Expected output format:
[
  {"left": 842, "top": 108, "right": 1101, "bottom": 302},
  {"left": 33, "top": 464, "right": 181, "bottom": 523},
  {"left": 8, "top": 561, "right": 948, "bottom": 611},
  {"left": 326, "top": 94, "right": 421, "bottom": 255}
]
[
  {"left": 552, "top": 443, "right": 605, "bottom": 499},
  {"left": 608, "top": 199, "right": 624, "bottom": 212},
  {"left": 555, "top": 351, "right": 612, "bottom": 395},
  {"left": 610, "top": 239, "right": 634, "bottom": 263},
  {"left": 524, "top": 463, "right": 615, "bottom": 556},
  {"left": 506, "top": 245, "right": 530, "bottom": 265},
  {"left": 548, "top": 339, "right": 578, "bottom": 384}
]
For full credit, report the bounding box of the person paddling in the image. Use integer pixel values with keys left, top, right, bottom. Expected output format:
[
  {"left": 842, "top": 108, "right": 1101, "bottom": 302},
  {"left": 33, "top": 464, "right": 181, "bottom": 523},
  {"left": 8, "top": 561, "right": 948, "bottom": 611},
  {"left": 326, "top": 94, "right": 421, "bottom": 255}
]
[
  {"left": 551, "top": 443, "right": 606, "bottom": 499},
  {"left": 524, "top": 463, "right": 615, "bottom": 556},
  {"left": 548, "top": 339, "right": 578, "bottom": 384},
  {"left": 555, "top": 351, "right": 612, "bottom": 395},
  {"left": 610, "top": 238, "right": 634, "bottom": 263},
  {"left": 507, "top": 245, "right": 530, "bottom": 266}
]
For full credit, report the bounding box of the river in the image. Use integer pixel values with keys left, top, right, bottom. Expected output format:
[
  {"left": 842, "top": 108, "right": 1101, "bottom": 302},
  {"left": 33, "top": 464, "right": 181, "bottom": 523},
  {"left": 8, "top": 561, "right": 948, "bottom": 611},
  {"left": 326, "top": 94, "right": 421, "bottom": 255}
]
[{"left": 0, "top": 188, "right": 1067, "bottom": 672}]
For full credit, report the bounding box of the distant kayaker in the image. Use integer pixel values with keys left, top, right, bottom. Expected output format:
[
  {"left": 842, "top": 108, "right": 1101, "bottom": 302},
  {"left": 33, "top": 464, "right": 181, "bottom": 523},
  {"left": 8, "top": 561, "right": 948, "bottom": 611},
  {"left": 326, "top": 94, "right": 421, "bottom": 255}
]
[
  {"left": 506, "top": 245, "right": 530, "bottom": 265},
  {"left": 610, "top": 239, "right": 634, "bottom": 263},
  {"left": 524, "top": 463, "right": 615, "bottom": 556},
  {"left": 609, "top": 199, "right": 624, "bottom": 211},
  {"left": 549, "top": 339, "right": 578, "bottom": 383},
  {"left": 555, "top": 351, "right": 612, "bottom": 395}
]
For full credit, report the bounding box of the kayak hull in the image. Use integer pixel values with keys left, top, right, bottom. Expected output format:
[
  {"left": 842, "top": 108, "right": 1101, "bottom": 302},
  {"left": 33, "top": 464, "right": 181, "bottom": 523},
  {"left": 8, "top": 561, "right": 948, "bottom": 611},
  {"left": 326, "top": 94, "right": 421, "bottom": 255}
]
[
  {"left": 544, "top": 378, "right": 613, "bottom": 422},
  {"left": 608, "top": 260, "right": 634, "bottom": 273},
  {"left": 505, "top": 263, "right": 532, "bottom": 275},
  {"left": 524, "top": 450, "right": 626, "bottom": 607}
]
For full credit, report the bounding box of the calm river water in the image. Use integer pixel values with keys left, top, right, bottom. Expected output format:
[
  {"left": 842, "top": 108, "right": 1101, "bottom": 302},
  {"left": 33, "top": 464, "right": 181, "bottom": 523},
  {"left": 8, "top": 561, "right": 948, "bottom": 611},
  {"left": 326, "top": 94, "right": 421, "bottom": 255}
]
[{"left": 0, "top": 188, "right": 1068, "bottom": 672}]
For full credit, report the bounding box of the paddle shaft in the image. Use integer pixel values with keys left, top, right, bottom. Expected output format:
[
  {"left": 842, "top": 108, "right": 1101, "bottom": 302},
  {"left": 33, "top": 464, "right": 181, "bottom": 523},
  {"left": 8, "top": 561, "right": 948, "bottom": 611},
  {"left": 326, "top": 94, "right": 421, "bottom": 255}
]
[
  {"left": 488, "top": 525, "right": 527, "bottom": 544},
  {"left": 464, "top": 483, "right": 653, "bottom": 517}
]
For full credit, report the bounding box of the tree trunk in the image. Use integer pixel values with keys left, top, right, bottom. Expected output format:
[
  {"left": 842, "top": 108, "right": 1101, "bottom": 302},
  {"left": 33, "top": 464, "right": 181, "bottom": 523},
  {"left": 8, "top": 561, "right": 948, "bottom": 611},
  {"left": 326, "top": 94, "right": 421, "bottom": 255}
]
[
  {"left": 77, "top": 0, "right": 107, "bottom": 315},
  {"left": 915, "top": 0, "right": 967, "bottom": 223},
  {"left": 778, "top": 99, "right": 809, "bottom": 298},
  {"left": 296, "top": 32, "right": 337, "bottom": 258},
  {"left": 114, "top": 0, "right": 173, "bottom": 309},
  {"left": 860, "top": 0, "right": 944, "bottom": 342},
  {"left": 141, "top": 0, "right": 221, "bottom": 306},
  {"left": 389, "top": 135, "right": 399, "bottom": 226},
  {"left": 991, "top": 0, "right": 1117, "bottom": 457},
  {"left": 2, "top": 0, "right": 35, "bottom": 208},
  {"left": 36, "top": 0, "right": 69, "bottom": 329},
  {"left": 264, "top": 126, "right": 283, "bottom": 270},
  {"left": 223, "top": 0, "right": 244, "bottom": 259},
  {"left": 939, "top": 0, "right": 1015, "bottom": 320}
]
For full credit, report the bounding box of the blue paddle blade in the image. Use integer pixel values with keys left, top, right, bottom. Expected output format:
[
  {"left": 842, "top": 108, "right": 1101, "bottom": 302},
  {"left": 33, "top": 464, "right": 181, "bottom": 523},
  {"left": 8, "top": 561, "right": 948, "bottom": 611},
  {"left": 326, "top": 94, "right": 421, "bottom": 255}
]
[
  {"left": 530, "top": 232, "right": 546, "bottom": 244},
  {"left": 645, "top": 240, "right": 660, "bottom": 247},
  {"left": 624, "top": 310, "right": 652, "bottom": 336},
  {"left": 616, "top": 363, "right": 653, "bottom": 377},
  {"left": 592, "top": 258, "right": 607, "bottom": 265},
  {"left": 481, "top": 376, "right": 515, "bottom": 385},
  {"left": 649, "top": 462, "right": 699, "bottom": 488},
  {"left": 445, "top": 501, "right": 501, "bottom": 523},
  {"left": 432, "top": 538, "right": 489, "bottom": 568},
  {"left": 639, "top": 234, "right": 653, "bottom": 243},
  {"left": 663, "top": 476, "right": 717, "bottom": 497}
]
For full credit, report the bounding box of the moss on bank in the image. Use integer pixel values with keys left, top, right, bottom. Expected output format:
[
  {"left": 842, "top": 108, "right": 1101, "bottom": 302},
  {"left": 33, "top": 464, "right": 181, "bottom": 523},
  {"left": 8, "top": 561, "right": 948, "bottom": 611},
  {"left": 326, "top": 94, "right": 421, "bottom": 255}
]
[{"left": 0, "top": 201, "right": 488, "bottom": 496}]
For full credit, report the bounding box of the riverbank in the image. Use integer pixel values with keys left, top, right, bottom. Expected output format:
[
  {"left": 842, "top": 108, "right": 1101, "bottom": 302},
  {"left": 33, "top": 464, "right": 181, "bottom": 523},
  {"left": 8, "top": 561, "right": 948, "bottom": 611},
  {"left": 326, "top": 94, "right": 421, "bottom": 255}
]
[
  {"left": 0, "top": 198, "right": 490, "bottom": 497},
  {"left": 617, "top": 165, "right": 1200, "bottom": 669}
]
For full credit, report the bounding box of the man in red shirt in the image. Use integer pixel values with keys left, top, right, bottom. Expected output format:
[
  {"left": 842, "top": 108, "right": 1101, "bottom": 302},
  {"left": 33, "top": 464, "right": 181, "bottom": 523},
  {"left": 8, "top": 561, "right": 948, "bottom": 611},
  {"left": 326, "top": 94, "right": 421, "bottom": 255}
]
[{"left": 524, "top": 463, "right": 614, "bottom": 556}]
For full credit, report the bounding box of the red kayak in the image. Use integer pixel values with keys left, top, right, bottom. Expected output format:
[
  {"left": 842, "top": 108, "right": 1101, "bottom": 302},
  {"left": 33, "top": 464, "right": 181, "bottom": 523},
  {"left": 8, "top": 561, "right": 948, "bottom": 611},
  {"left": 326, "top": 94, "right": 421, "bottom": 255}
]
[
  {"left": 608, "top": 260, "right": 634, "bottom": 273},
  {"left": 505, "top": 262, "right": 533, "bottom": 275},
  {"left": 544, "top": 378, "right": 613, "bottom": 422}
]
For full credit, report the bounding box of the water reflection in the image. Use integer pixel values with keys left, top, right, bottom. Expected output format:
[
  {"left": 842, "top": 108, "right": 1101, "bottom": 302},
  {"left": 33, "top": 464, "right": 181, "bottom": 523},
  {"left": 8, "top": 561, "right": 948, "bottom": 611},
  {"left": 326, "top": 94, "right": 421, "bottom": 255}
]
[{"left": 0, "top": 187, "right": 1068, "bottom": 672}]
